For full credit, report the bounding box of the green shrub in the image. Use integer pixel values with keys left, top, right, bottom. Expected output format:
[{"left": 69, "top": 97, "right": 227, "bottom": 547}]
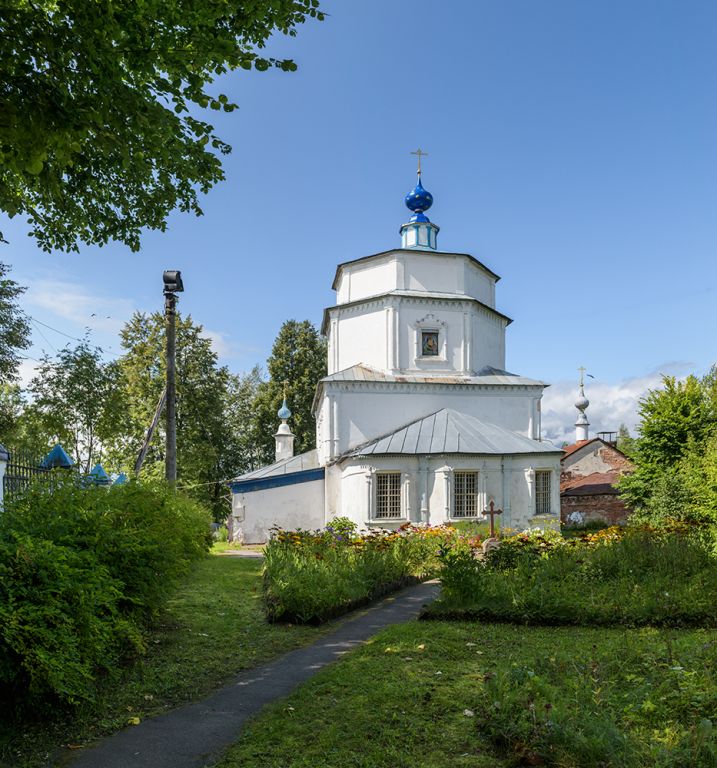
[
  {"left": 263, "top": 525, "right": 453, "bottom": 623},
  {"left": 0, "top": 478, "right": 211, "bottom": 712},
  {"left": 427, "top": 528, "right": 717, "bottom": 627}
]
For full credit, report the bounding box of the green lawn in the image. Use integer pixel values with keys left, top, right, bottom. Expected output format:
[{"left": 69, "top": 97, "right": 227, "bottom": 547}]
[
  {"left": 218, "top": 621, "right": 717, "bottom": 768},
  {"left": 0, "top": 552, "right": 324, "bottom": 768}
]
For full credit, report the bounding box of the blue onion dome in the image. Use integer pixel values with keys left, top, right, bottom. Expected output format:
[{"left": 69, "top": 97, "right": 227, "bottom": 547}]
[
  {"left": 277, "top": 398, "right": 292, "bottom": 420},
  {"left": 405, "top": 177, "right": 433, "bottom": 216}
]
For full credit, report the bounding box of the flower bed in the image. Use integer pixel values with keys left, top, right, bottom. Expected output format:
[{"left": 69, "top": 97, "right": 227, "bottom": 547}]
[
  {"left": 424, "top": 526, "right": 717, "bottom": 627},
  {"left": 263, "top": 521, "right": 457, "bottom": 624}
]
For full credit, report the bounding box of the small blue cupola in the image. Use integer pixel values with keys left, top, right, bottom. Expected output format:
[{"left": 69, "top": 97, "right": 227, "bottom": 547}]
[
  {"left": 400, "top": 149, "right": 439, "bottom": 250},
  {"left": 41, "top": 443, "right": 74, "bottom": 469},
  {"left": 275, "top": 392, "right": 295, "bottom": 462},
  {"left": 88, "top": 463, "right": 111, "bottom": 485},
  {"left": 277, "top": 398, "right": 292, "bottom": 421}
]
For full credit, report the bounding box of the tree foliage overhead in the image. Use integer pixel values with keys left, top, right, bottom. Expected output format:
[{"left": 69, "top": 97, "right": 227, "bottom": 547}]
[
  {"left": 252, "top": 319, "right": 326, "bottom": 465},
  {"left": 0, "top": 0, "right": 323, "bottom": 252}
]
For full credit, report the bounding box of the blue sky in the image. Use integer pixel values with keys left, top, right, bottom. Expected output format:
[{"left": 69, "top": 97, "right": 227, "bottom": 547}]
[{"left": 4, "top": 0, "right": 717, "bottom": 444}]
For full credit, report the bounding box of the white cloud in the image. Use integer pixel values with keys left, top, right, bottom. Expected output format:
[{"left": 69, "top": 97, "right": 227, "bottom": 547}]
[
  {"left": 541, "top": 363, "right": 693, "bottom": 446},
  {"left": 201, "top": 329, "right": 234, "bottom": 359},
  {"left": 26, "top": 279, "right": 135, "bottom": 338},
  {"left": 16, "top": 357, "right": 39, "bottom": 388}
]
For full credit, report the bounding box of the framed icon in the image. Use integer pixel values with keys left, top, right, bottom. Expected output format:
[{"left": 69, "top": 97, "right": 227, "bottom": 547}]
[{"left": 421, "top": 330, "right": 439, "bottom": 356}]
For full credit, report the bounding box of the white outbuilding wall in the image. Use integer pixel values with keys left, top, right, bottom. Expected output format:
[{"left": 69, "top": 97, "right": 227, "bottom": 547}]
[{"left": 231, "top": 475, "right": 325, "bottom": 544}]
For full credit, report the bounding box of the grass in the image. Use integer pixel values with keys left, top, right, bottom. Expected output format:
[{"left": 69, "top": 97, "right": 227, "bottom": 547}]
[
  {"left": 217, "top": 621, "right": 717, "bottom": 768},
  {"left": 0, "top": 552, "right": 324, "bottom": 768},
  {"left": 428, "top": 530, "right": 717, "bottom": 627}
]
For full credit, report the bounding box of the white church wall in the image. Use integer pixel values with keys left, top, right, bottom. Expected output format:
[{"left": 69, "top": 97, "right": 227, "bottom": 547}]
[
  {"left": 463, "top": 258, "right": 496, "bottom": 307},
  {"left": 335, "top": 251, "right": 498, "bottom": 308},
  {"left": 332, "top": 453, "right": 561, "bottom": 532},
  {"left": 232, "top": 479, "right": 325, "bottom": 544},
  {"left": 336, "top": 255, "right": 396, "bottom": 303},
  {"left": 328, "top": 386, "right": 542, "bottom": 457},
  {"left": 399, "top": 304, "right": 466, "bottom": 372},
  {"left": 333, "top": 306, "right": 388, "bottom": 373},
  {"left": 472, "top": 313, "right": 506, "bottom": 371}
]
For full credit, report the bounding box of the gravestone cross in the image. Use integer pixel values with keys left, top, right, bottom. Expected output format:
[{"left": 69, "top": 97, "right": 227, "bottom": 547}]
[{"left": 484, "top": 499, "right": 503, "bottom": 538}]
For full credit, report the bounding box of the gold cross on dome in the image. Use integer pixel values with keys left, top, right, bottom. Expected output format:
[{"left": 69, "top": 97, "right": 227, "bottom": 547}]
[{"left": 411, "top": 148, "right": 428, "bottom": 175}]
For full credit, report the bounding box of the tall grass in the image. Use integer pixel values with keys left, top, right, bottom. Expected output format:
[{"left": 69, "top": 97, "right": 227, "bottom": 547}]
[
  {"left": 427, "top": 528, "right": 717, "bottom": 626},
  {"left": 263, "top": 525, "right": 453, "bottom": 623}
]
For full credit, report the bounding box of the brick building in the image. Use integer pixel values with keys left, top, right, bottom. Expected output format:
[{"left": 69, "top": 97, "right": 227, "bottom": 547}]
[{"left": 560, "top": 437, "right": 633, "bottom": 526}]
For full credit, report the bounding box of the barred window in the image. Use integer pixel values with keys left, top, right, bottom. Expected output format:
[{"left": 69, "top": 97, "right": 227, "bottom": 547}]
[
  {"left": 375, "top": 472, "right": 402, "bottom": 519},
  {"left": 453, "top": 471, "right": 478, "bottom": 518},
  {"left": 535, "top": 470, "right": 552, "bottom": 515}
]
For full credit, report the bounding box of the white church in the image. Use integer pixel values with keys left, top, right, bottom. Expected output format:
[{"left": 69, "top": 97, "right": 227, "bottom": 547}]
[{"left": 230, "top": 161, "right": 562, "bottom": 543}]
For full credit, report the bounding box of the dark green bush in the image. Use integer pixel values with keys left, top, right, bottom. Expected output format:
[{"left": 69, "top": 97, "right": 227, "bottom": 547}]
[{"left": 0, "top": 478, "right": 211, "bottom": 712}]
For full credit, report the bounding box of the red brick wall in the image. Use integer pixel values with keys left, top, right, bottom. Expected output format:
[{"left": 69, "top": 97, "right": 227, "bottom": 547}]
[{"left": 561, "top": 494, "right": 630, "bottom": 527}]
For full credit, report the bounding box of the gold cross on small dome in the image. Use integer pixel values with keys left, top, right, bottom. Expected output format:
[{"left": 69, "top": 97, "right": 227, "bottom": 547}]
[{"left": 411, "top": 148, "right": 428, "bottom": 175}]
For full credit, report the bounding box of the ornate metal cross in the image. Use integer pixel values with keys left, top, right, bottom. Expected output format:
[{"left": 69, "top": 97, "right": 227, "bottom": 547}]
[
  {"left": 578, "top": 366, "right": 586, "bottom": 388},
  {"left": 411, "top": 148, "right": 428, "bottom": 175},
  {"left": 484, "top": 499, "right": 503, "bottom": 538}
]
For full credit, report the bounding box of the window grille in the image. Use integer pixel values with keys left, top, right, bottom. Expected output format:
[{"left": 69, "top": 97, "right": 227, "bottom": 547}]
[
  {"left": 453, "top": 471, "right": 478, "bottom": 518},
  {"left": 375, "top": 472, "right": 402, "bottom": 519},
  {"left": 535, "top": 470, "right": 552, "bottom": 515}
]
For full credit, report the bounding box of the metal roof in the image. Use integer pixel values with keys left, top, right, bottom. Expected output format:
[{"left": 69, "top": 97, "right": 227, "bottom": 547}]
[
  {"left": 320, "top": 363, "right": 546, "bottom": 388},
  {"left": 232, "top": 449, "right": 319, "bottom": 482},
  {"left": 331, "top": 248, "right": 501, "bottom": 290},
  {"left": 344, "top": 409, "right": 561, "bottom": 457}
]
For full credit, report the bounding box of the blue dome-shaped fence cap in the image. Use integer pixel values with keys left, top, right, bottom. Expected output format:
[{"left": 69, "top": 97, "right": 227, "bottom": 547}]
[
  {"left": 88, "top": 463, "right": 111, "bottom": 485},
  {"left": 405, "top": 177, "right": 433, "bottom": 215},
  {"left": 113, "top": 472, "right": 128, "bottom": 485},
  {"left": 277, "top": 398, "right": 292, "bottom": 420},
  {"left": 41, "top": 443, "right": 74, "bottom": 469}
]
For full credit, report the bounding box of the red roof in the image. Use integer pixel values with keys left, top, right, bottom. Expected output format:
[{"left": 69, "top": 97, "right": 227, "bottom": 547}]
[
  {"left": 562, "top": 439, "right": 594, "bottom": 458},
  {"left": 561, "top": 471, "right": 621, "bottom": 496}
]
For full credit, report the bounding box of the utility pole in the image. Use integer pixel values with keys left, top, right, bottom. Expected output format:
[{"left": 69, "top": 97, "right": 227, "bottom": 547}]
[{"left": 163, "top": 270, "right": 184, "bottom": 483}]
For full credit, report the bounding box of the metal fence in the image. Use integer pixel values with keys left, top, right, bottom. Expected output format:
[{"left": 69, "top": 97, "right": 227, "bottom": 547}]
[{"left": 2, "top": 448, "right": 51, "bottom": 505}]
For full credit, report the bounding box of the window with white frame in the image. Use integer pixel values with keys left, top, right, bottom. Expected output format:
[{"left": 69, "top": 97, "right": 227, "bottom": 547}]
[
  {"left": 535, "top": 470, "right": 552, "bottom": 515},
  {"left": 453, "top": 471, "right": 479, "bottom": 518},
  {"left": 375, "top": 472, "right": 402, "bottom": 519}
]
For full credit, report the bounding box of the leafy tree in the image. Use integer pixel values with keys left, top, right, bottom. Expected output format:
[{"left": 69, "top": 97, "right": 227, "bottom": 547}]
[
  {"left": 0, "top": 263, "right": 31, "bottom": 380},
  {"left": 252, "top": 319, "right": 326, "bottom": 465},
  {"left": 0, "top": 1, "right": 323, "bottom": 251},
  {"left": 113, "top": 311, "right": 240, "bottom": 519},
  {"left": 616, "top": 423, "right": 636, "bottom": 458},
  {"left": 226, "top": 366, "right": 264, "bottom": 476},
  {"left": 0, "top": 384, "right": 23, "bottom": 440},
  {"left": 619, "top": 372, "right": 717, "bottom": 511},
  {"left": 26, "top": 340, "right": 124, "bottom": 472}
]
